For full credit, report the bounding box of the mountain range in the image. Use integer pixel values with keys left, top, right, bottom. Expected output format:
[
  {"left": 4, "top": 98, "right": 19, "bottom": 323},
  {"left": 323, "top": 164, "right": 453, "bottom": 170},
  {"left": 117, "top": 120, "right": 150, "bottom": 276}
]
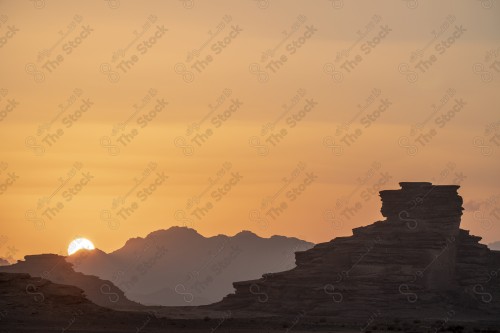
[
  {"left": 1, "top": 183, "right": 499, "bottom": 332},
  {"left": 66, "top": 227, "right": 314, "bottom": 306},
  {"left": 489, "top": 241, "right": 500, "bottom": 251}
]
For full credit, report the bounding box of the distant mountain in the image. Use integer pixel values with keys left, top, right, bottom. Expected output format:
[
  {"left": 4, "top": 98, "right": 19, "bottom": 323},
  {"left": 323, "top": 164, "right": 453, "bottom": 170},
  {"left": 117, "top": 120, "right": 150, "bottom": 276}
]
[
  {"left": 489, "top": 241, "right": 500, "bottom": 251},
  {"left": 0, "top": 257, "right": 9, "bottom": 266},
  {"left": 67, "top": 226, "right": 314, "bottom": 306},
  {"left": 0, "top": 254, "right": 141, "bottom": 309}
]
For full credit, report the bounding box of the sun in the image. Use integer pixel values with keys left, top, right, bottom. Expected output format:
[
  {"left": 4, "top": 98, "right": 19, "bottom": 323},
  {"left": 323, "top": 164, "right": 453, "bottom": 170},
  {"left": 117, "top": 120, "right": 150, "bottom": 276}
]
[{"left": 67, "top": 238, "right": 95, "bottom": 255}]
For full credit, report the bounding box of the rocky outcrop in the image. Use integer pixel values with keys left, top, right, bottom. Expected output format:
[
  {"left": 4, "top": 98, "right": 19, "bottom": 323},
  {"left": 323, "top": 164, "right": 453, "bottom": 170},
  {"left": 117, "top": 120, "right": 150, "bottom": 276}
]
[
  {"left": 0, "top": 254, "right": 141, "bottom": 309},
  {"left": 212, "top": 182, "right": 500, "bottom": 320},
  {"left": 0, "top": 272, "right": 163, "bottom": 331},
  {"left": 0, "top": 272, "right": 95, "bottom": 323}
]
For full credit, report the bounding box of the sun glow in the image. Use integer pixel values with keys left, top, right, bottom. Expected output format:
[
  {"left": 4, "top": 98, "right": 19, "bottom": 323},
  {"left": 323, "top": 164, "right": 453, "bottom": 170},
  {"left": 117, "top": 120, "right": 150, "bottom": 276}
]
[{"left": 67, "top": 238, "right": 95, "bottom": 255}]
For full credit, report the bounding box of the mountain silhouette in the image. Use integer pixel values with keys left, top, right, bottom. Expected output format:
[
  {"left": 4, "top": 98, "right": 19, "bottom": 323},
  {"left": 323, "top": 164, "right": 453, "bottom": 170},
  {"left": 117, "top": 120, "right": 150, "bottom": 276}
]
[
  {"left": 66, "top": 226, "right": 313, "bottom": 306},
  {"left": 489, "top": 241, "right": 500, "bottom": 251},
  {"left": 0, "top": 254, "right": 140, "bottom": 309},
  {"left": 0, "top": 258, "right": 9, "bottom": 266},
  {"left": 2, "top": 183, "right": 499, "bottom": 332}
]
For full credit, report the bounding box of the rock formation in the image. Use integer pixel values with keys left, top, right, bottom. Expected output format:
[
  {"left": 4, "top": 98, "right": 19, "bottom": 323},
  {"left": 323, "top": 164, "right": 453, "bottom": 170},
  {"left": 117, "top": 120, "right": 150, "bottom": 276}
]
[
  {"left": 213, "top": 182, "right": 500, "bottom": 320},
  {"left": 0, "top": 272, "right": 164, "bottom": 331},
  {"left": 0, "top": 254, "right": 141, "bottom": 309}
]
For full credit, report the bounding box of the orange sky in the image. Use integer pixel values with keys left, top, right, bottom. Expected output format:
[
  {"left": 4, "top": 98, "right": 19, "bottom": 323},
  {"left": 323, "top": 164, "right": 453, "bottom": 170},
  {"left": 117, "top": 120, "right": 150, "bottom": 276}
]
[{"left": 0, "top": 0, "right": 499, "bottom": 261}]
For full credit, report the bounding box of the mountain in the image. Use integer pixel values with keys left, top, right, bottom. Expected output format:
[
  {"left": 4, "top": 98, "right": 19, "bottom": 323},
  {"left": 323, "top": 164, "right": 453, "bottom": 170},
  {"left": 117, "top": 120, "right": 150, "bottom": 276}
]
[
  {"left": 489, "top": 241, "right": 500, "bottom": 251},
  {"left": 66, "top": 226, "right": 314, "bottom": 306},
  {"left": 0, "top": 253, "right": 141, "bottom": 309},
  {"left": 0, "top": 257, "right": 9, "bottom": 266},
  {"left": 212, "top": 182, "right": 500, "bottom": 322}
]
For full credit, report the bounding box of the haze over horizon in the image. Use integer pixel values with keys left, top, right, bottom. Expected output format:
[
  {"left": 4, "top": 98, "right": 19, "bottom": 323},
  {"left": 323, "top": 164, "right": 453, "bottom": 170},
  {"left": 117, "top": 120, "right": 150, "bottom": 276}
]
[
  {"left": 0, "top": 0, "right": 499, "bottom": 262},
  {"left": 59, "top": 226, "right": 314, "bottom": 257}
]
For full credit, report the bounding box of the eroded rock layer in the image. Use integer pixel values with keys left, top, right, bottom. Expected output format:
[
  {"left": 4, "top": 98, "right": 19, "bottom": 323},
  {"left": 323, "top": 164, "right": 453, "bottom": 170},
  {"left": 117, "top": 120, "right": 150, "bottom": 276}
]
[
  {"left": 0, "top": 254, "right": 141, "bottom": 309},
  {"left": 213, "top": 182, "right": 500, "bottom": 320}
]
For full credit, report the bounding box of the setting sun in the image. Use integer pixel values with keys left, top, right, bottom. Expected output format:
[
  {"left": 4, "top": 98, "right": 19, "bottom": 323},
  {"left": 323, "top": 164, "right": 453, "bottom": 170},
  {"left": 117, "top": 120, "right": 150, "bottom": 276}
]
[{"left": 67, "top": 238, "right": 95, "bottom": 256}]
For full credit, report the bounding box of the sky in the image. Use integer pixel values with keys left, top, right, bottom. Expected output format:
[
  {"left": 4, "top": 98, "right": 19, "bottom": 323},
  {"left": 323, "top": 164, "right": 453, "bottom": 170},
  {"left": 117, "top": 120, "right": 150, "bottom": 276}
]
[{"left": 0, "top": 0, "right": 499, "bottom": 261}]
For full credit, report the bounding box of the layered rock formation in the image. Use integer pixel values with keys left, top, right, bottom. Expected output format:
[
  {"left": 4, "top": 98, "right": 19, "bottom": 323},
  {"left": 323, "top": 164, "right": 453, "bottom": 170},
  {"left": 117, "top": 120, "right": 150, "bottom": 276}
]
[
  {"left": 0, "top": 272, "right": 164, "bottom": 331},
  {"left": 0, "top": 272, "right": 95, "bottom": 326},
  {"left": 0, "top": 254, "right": 141, "bottom": 309},
  {"left": 213, "top": 182, "right": 500, "bottom": 320}
]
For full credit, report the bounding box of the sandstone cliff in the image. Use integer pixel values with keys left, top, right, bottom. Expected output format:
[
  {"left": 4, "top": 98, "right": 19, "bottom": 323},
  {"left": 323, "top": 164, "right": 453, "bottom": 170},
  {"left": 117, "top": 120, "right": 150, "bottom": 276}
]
[{"left": 213, "top": 182, "right": 500, "bottom": 320}]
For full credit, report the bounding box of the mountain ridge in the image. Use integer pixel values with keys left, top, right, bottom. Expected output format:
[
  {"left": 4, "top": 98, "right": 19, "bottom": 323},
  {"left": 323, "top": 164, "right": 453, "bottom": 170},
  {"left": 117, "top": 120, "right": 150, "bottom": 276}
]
[{"left": 66, "top": 226, "right": 314, "bottom": 306}]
